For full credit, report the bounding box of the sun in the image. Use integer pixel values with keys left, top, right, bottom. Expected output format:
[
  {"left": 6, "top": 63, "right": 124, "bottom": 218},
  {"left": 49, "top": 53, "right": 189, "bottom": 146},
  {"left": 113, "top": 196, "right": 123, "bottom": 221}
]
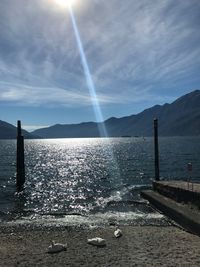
[{"left": 54, "top": 0, "right": 75, "bottom": 8}]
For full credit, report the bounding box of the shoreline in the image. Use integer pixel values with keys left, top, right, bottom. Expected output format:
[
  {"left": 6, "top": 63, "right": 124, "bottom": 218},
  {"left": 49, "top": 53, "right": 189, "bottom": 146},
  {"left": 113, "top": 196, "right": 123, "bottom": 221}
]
[{"left": 0, "top": 224, "right": 200, "bottom": 266}]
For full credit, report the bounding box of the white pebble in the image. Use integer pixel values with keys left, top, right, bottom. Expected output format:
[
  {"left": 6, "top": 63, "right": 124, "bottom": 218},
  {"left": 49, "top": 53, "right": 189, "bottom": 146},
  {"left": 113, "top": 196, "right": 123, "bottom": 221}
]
[{"left": 114, "top": 228, "right": 122, "bottom": 238}]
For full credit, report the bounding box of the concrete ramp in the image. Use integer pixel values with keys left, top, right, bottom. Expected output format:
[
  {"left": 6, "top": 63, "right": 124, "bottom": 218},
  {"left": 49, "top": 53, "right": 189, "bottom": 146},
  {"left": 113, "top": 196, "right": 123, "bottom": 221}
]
[
  {"left": 141, "top": 189, "right": 200, "bottom": 236},
  {"left": 153, "top": 181, "right": 200, "bottom": 208}
]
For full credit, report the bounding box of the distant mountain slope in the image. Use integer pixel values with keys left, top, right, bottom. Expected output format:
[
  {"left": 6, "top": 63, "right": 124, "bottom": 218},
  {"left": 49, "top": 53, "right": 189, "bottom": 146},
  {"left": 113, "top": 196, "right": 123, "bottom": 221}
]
[
  {"left": 32, "top": 89, "right": 199, "bottom": 138},
  {"left": 0, "top": 120, "right": 37, "bottom": 139}
]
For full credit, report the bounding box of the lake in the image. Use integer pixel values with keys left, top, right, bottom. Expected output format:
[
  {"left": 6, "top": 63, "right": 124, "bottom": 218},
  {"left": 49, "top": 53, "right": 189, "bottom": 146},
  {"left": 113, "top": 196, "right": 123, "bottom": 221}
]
[{"left": 0, "top": 137, "right": 199, "bottom": 226}]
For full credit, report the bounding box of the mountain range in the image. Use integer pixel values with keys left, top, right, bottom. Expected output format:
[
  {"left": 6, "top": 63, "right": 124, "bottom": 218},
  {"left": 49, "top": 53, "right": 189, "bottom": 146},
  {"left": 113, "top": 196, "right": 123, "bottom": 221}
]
[
  {"left": 0, "top": 120, "right": 35, "bottom": 139},
  {"left": 0, "top": 90, "right": 200, "bottom": 139},
  {"left": 32, "top": 90, "right": 200, "bottom": 138}
]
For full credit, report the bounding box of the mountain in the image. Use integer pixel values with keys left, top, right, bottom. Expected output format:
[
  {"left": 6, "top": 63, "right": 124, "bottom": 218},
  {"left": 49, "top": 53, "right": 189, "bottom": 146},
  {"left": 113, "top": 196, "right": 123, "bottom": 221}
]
[
  {"left": 0, "top": 120, "right": 37, "bottom": 139},
  {"left": 31, "top": 89, "right": 199, "bottom": 138}
]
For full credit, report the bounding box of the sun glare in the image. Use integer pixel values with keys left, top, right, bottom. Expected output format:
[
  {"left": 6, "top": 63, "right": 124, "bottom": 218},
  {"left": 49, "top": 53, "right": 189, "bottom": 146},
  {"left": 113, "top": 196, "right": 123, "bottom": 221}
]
[{"left": 54, "top": 0, "right": 75, "bottom": 8}]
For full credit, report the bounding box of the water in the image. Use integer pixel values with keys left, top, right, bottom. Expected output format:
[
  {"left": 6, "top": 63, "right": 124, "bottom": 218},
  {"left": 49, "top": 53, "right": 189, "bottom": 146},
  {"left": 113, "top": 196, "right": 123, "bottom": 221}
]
[{"left": 0, "top": 137, "right": 200, "bottom": 226}]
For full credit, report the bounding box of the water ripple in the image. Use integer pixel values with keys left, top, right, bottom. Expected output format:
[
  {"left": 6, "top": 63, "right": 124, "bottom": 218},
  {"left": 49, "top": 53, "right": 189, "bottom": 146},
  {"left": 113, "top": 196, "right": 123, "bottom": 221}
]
[{"left": 0, "top": 137, "right": 200, "bottom": 223}]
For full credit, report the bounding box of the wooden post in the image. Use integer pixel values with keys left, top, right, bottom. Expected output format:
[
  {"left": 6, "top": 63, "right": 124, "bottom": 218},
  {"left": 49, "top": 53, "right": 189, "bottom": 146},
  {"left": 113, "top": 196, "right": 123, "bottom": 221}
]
[
  {"left": 16, "top": 120, "right": 25, "bottom": 191},
  {"left": 154, "top": 118, "right": 160, "bottom": 181}
]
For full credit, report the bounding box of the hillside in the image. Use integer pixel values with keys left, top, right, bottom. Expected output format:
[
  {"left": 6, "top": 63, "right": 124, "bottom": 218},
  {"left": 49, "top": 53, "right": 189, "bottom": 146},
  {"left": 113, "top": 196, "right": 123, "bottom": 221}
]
[
  {"left": 0, "top": 120, "right": 37, "bottom": 139},
  {"left": 32, "top": 90, "right": 200, "bottom": 138}
]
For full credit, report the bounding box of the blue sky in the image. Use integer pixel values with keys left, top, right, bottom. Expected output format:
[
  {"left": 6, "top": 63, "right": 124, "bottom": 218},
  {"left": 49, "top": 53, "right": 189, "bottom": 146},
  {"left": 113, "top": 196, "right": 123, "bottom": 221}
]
[{"left": 0, "top": 0, "right": 199, "bottom": 131}]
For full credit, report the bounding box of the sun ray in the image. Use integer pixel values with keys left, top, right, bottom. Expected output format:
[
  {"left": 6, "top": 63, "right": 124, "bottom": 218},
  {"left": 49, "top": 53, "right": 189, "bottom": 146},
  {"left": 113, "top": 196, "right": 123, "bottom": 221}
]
[{"left": 68, "top": 5, "right": 108, "bottom": 137}]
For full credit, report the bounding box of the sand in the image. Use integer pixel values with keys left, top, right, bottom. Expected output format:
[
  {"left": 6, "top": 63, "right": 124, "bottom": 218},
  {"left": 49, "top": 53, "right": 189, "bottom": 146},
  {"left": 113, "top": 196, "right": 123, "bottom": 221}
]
[{"left": 0, "top": 224, "right": 200, "bottom": 267}]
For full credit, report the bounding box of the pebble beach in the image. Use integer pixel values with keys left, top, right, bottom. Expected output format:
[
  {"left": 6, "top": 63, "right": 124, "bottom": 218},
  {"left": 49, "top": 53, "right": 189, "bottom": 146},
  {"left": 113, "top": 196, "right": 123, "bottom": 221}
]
[{"left": 0, "top": 224, "right": 200, "bottom": 267}]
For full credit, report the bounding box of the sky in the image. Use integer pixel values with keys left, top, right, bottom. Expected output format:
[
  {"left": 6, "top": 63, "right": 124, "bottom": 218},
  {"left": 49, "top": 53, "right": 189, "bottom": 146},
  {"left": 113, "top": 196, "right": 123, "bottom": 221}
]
[{"left": 0, "top": 0, "right": 199, "bottom": 131}]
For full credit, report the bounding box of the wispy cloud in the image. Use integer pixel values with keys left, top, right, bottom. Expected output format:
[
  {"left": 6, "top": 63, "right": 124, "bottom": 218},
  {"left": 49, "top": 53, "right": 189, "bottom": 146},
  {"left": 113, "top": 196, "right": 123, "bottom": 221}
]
[
  {"left": 0, "top": 81, "right": 125, "bottom": 106},
  {"left": 80, "top": 0, "right": 200, "bottom": 90},
  {"left": 0, "top": 0, "right": 199, "bottom": 111}
]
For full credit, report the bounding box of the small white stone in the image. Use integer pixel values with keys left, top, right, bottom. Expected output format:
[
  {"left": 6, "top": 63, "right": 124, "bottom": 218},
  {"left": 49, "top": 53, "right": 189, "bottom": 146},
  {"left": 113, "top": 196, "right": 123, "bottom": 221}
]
[{"left": 114, "top": 228, "right": 122, "bottom": 238}]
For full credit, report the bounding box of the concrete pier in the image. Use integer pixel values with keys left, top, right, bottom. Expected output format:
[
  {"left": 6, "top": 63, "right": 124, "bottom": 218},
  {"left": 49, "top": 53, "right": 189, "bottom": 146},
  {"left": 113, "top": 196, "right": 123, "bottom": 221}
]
[
  {"left": 141, "top": 180, "right": 200, "bottom": 236},
  {"left": 153, "top": 181, "right": 200, "bottom": 208}
]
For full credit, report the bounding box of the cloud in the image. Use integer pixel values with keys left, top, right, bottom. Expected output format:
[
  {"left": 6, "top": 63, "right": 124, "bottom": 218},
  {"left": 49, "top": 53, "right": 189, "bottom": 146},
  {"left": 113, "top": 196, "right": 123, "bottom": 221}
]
[
  {"left": 0, "top": 81, "right": 125, "bottom": 107},
  {"left": 84, "top": 0, "right": 200, "bottom": 85},
  {"left": 74, "top": 0, "right": 200, "bottom": 92},
  {"left": 0, "top": 80, "right": 174, "bottom": 108},
  {"left": 0, "top": 0, "right": 199, "bottom": 110}
]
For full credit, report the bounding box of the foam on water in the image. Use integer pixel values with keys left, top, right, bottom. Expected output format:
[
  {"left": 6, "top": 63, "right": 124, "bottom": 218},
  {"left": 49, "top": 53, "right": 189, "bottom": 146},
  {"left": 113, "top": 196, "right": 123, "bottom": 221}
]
[{"left": 4, "top": 210, "right": 167, "bottom": 228}]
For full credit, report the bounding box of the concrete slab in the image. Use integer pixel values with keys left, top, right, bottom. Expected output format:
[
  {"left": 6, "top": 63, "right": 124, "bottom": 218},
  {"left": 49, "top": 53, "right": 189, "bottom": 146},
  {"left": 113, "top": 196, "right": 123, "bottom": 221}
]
[
  {"left": 154, "top": 181, "right": 200, "bottom": 192},
  {"left": 153, "top": 181, "right": 200, "bottom": 208},
  {"left": 141, "top": 190, "right": 200, "bottom": 236}
]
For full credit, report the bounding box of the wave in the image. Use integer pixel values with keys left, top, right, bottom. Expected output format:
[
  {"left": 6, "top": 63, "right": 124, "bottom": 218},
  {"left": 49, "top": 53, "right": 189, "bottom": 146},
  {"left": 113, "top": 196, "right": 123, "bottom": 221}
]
[{"left": 95, "top": 184, "right": 151, "bottom": 210}]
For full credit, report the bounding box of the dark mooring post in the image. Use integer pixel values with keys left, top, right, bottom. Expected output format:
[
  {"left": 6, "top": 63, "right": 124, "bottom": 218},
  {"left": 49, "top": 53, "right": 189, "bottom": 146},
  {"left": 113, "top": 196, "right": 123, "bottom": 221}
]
[
  {"left": 16, "top": 120, "right": 25, "bottom": 191},
  {"left": 154, "top": 118, "right": 160, "bottom": 181}
]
